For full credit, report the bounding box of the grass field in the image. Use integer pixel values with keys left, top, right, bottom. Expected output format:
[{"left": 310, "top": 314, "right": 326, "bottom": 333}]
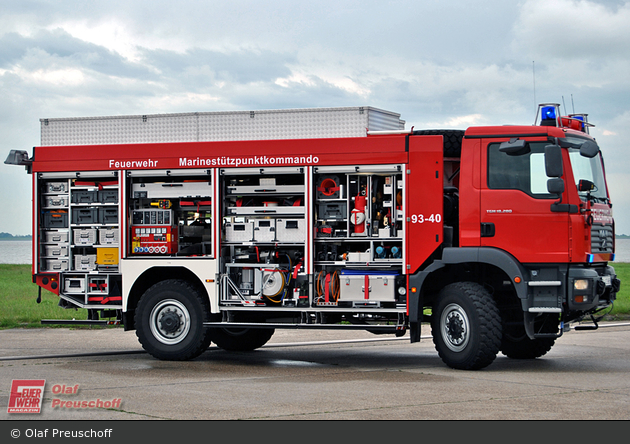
[
  {"left": 1, "top": 263, "right": 629, "bottom": 330},
  {"left": 0, "top": 264, "right": 88, "bottom": 329}
]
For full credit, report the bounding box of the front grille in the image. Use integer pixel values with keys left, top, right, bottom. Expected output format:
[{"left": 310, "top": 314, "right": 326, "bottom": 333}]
[{"left": 591, "top": 224, "right": 614, "bottom": 254}]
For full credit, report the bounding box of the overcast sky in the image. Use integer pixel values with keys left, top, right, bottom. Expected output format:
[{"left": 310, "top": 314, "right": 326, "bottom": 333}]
[{"left": 2, "top": 0, "right": 630, "bottom": 237}]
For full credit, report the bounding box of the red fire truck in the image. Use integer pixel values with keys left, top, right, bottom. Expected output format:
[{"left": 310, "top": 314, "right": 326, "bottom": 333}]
[{"left": 5, "top": 104, "right": 620, "bottom": 370}]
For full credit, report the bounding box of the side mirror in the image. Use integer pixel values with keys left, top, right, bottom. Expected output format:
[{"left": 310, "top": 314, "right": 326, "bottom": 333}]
[
  {"left": 544, "top": 144, "right": 563, "bottom": 178},
  {"left": 547, "top": 178, "right": 565, "bottom": 195},
  {"left": 499, "top": 138, "right": 530, "bottom": 155},
  {"left": 580, "top": 140, "right": 599, "bottom": 158},
  {"left": 4, "top": 150, "right": 31, "bottom": 166},
  {"left": 578, "top": 179, "right": 596, "bottom": 192}
]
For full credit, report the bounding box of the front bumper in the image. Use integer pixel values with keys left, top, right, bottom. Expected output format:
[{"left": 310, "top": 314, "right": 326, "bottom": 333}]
[
  {"left": 567, "top": 265, "right": 620, "bottom": 313},
  {"left": 522, "top": 264, "right": 620, "bottom": 339}
]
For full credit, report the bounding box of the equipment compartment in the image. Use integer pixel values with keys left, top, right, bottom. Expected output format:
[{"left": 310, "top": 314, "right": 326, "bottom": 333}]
[
  {"left": 220, "top": 168, "right": 307, "bottom": 306},
  {"left": 127, "top": 170, "right": 214, "bottom": 257},
  {"left": 132, "top": 181, "right": 212, "bottom": 199},
  {"left": 64, "top": 276, "right": 86, "bottom": 294},
  {"left": 87, "top": 276, "right": 109, "bottom": 294}
]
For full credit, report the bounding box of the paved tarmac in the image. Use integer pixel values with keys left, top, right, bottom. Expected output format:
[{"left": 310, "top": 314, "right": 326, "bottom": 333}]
[{"left": 1, "top": 323, "right": 629, "bottom": 421}]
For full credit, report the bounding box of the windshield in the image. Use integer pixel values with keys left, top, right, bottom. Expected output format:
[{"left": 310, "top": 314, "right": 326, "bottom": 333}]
[{"left": 568, "top": 145, "right": 608, "bottom": 201}]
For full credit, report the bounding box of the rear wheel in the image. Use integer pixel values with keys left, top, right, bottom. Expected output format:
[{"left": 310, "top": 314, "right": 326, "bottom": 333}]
[
  {"left": 500, "top": 318, "right": 557, "bottom": 359},
  {"left": 500, "top": 335, "right": 555, "bottom": 359},
  {"left": 135, "top": 279, "right": 212, "bottom": 361},
  {"left": 210, "top": 327, "right": 275, "bottom": 351},
  {"left": 431, "top": 282, "right": 502, "bottom": 370}
]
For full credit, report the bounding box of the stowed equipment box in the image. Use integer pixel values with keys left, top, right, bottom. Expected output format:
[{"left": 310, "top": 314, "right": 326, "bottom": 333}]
[{"left": 338, "top": 269, "right": 400, "bottom": 303}]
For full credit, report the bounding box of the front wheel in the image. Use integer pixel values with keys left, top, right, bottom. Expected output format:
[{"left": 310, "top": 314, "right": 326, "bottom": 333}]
[
  {"left": 431, "top": 282, "right": 502, "bottom": 370},
  {"left": 135, "top": 279, "right": 212, "bottom": 361}
]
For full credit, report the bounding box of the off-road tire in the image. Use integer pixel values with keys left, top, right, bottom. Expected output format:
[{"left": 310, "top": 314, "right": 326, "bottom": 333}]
[
  {"left": 135, "top": 279, "right": 212, "bottom": 361},
  {"left": 413, "top": 129, "right": 464, "bottom": 157},
  {"left": 431, "top": 282, "right": 502, "bottom": 370},
  {"left": 210, "top": 327, "right": 275, "bottom": 351},
  {"left": 500, "top": 323, "right": 556, "bottom": 359}
]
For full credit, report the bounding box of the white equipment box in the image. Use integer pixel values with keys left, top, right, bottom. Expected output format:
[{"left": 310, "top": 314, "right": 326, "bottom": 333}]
[
  {"left": 40, "top": 107, "right": 405, "bottom": 146},
  {"left": 339, "top": 271, "right": 398, "bottom": 302}
]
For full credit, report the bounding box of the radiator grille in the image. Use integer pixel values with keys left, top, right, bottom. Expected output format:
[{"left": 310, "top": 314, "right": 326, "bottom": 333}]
[{"left": 591, "top": 224, "right": 614, "bottom": 254}]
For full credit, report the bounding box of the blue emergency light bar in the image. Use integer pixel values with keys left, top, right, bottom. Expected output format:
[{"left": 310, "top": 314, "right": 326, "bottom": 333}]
[
  {"left": 541, "top": 106, "right": 557, "bottom": 121},
  {"left": 536, "top": 103, "right": 561, "bottom": 127},
  {"left": 536, "top": 104, "right": 592, "bottom": 133},
  {"left": 568, "top": 114, "right": 587, "bottom": 132}
]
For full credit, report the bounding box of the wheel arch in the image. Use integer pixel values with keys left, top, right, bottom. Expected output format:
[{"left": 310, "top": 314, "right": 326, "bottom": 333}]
[
  {"left": 409, "top": 247, "right": 528, "bottom": 326},
  {"left": 124, "top": 266, "right": 210, "bottom": 331}
]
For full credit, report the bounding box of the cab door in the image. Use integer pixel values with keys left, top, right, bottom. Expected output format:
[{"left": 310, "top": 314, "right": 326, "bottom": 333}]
[{"left": 479, "top": 139, "right": 570, "bottom": 264}]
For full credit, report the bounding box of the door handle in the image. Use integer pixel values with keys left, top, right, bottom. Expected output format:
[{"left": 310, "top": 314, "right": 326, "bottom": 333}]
[{"left": 481, "top": 222, "right": 495, "bottom": 237}]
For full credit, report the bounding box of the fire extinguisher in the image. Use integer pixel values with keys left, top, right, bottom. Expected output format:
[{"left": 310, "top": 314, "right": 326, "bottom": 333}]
[{"left": 350, "top": 194, "right": 366, "bottom": 234}]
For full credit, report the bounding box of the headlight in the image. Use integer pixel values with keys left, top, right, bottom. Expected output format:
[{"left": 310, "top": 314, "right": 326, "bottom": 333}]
[{"left": 574, "top": 279, "right": 589, "bottom": 291}]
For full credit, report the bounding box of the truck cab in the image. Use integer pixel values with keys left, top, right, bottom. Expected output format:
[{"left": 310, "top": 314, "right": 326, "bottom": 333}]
[{"left": 411, "top": 104, "right": 619, "bottom": 369}]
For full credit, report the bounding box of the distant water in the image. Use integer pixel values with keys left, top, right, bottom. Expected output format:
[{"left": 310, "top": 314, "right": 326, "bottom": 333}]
[
  {"left": 0, "top": 241, "right": 32, "bottom": 264},
  {"left": 1, "top": 239, "right": 630, "bottom": 265},
  {"left": 615, "top": 238, "right": 630, "bottom": 263}
]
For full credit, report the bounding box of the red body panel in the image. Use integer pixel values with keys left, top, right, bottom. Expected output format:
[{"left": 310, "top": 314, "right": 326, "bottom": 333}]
[
  {"left": 406, "top": 136, "right": 443, "bottom": 273},
  {"left": 458, "top": 138, "right": 481, "bottom": 247},
  {"left": 478, "top": 138, "right": 570, "bottom": 264},
  {"left": 31, "top": 137, "right": 409, "bottom": 173}
]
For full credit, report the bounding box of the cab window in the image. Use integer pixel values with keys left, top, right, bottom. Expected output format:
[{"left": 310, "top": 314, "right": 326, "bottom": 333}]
[{"left": 487, "top": 142, "right": 553, "bottom": 198}]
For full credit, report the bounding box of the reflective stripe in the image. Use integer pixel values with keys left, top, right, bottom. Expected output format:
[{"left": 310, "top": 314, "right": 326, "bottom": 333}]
[{"left": 528, "top": 281, "right": 562, "bottom": 287}]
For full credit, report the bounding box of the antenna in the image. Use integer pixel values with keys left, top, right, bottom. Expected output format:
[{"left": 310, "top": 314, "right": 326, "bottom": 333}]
[
  {"left": 532, "top": 61, "right": 536, "bottom": 111},
  {"left": 571, "top": 94, "right": 575, "bottom": 114},
  {"left": 562, "top": 96, "right": 567, "bottom": 115}
]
